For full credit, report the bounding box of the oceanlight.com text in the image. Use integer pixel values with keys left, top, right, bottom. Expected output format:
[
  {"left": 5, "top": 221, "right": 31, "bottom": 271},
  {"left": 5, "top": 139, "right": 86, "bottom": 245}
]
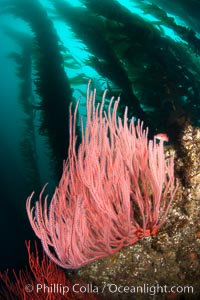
[{"left": 24, "top": 282, "right": 194, "bottom": 296}]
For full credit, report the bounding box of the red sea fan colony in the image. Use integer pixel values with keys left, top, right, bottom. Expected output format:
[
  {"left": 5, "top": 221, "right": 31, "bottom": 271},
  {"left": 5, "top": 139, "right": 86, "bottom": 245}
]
[
  {"left": 0, "top": 241, "right": 101, "bottom": 300},
  {"left": 26, "top": 82, "right": 178, "bottom": 269}
]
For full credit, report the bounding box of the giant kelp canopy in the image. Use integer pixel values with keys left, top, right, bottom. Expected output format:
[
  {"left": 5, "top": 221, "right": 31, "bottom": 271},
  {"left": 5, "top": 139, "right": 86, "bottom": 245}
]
[
  {"left": 1, "top": 0, "right": 75, "bottom": 180},
  {"left": 2, "top": 26, "right": 41, "bottom": 191},
  {"left": 1, "top": 0, "right": 200, "bottom": 183},
  {"left": 51, "top": 0, "right": 200, "bottom": 138}
]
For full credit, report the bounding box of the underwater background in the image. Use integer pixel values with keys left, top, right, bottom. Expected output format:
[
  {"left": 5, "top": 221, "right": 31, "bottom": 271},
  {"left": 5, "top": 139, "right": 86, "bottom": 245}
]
[{"left": 0, "top": 0, "right": 200, "bottom": 299}]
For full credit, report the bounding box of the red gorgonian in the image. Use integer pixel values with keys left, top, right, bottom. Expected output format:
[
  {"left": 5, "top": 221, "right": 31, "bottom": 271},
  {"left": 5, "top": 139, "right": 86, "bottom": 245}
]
[
  {"left": 26, "top": 82, "right": 178, "bottom": 269},
  {"left": 0, "top": 241, "right": 101, "bottom": 300}
]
